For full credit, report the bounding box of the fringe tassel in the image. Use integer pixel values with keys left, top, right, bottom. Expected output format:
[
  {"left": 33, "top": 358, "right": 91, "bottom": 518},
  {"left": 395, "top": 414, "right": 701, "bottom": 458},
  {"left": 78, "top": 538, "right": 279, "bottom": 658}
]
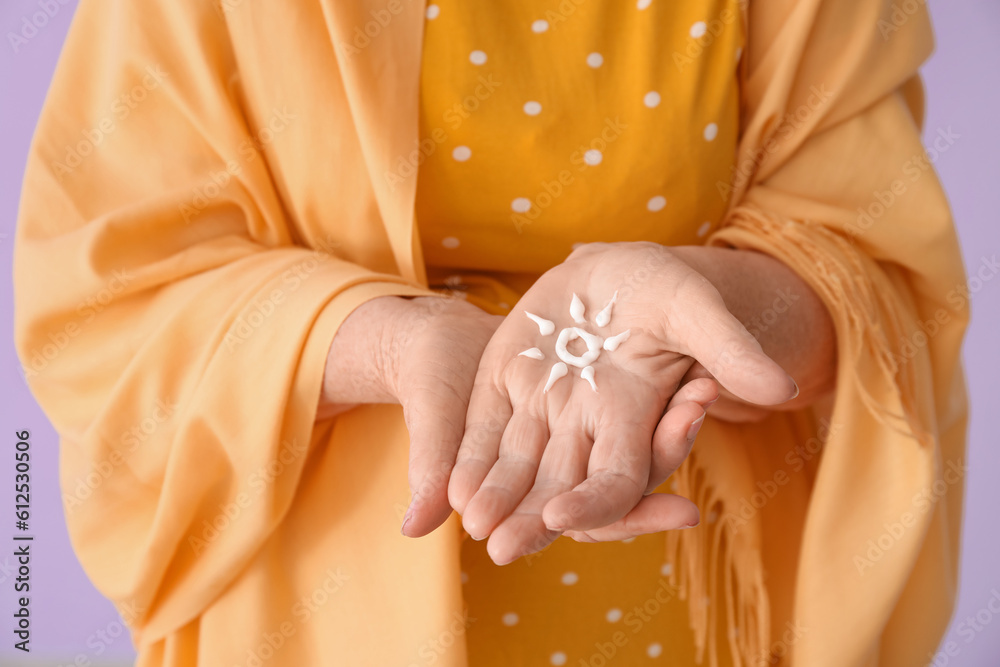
[{"left": 665, "top": 451, "right": 771, "bottom": 667}]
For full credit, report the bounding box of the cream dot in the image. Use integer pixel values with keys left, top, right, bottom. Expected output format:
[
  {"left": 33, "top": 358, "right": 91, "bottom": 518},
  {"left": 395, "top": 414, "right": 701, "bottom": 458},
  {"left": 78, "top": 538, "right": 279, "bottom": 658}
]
[
  {"left": 502, "top": 612, "right": 519, "bottom": 626},
  {"left": 644, "top": 91, "right": 661, "bottom": 108},
  {"left": 647, "top": 643, "right": 663, "bottom": 658},
  {"left": 660, "top": 562, "right": 674, "bottom": 576},
  {"left": 460, "top": 571, "right": 469, "bottom": 584},
  {"left": 561, "top": 571, "right": 579, "bottom": 585},
  {"left": 704, "top": 123, "right": 719, "bottom": 141},
  {"left": 511, "top": 197, "right": 532, "bottom": 213},
  {"left": 584, "top": 149, "right": 603, "bottom": 166},
  {"left": 442, "top": 236, "right": 460, "bottom": 249},
  {"left": 469, "top": 50, "right": 487, "bottom": 65},
  {"left": 523, "top": 101, "right": 543, "bottom": 116},
  {"left": 586, "top": 52, "right": 604, "bottom": 68},
  {"left": 637, "top": 0, "right": 652, "bottom": 9},
  {"left": 697, "top": 221, "right": 712, "bottom": 237},
  {"left": 532, "top": 19, "right": 549, "bottom": 33},
  {"left": 690, "top": 21, "right": 707, "bottom": 38},
  {"left": 550, "top": 653, "right": 568, "bottom": 666},
  {"left": 647, "top": 196, "right": 666, "bottom": 212},
  {"left": 452, "top": 145, "right": 472, "bottom": 162},
  {"left": 606, "top": 608, "right": 623, "bottom": 622},
  {"left": 425, "top": 4, "right": 440, "bottom": 19}
]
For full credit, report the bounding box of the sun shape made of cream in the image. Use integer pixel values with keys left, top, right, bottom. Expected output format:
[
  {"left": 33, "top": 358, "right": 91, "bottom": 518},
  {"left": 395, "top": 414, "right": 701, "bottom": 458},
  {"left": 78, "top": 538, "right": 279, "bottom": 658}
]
[{"left": 518, "top": 291, "right": 632, "bottom": 393}]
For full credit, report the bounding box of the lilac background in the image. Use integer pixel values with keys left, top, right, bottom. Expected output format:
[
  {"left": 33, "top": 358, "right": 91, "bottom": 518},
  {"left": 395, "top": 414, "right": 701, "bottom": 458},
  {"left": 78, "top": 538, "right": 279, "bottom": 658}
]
[{"left": 1, "top": 1, "right": 997, "bottom": 665}]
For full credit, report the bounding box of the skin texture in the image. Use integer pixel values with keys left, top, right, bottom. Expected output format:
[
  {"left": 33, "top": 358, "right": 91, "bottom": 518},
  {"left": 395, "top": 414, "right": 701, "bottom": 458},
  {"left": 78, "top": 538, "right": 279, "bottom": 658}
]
[{"left": 318, "top": 242, "right": 836, "bottom": 564}]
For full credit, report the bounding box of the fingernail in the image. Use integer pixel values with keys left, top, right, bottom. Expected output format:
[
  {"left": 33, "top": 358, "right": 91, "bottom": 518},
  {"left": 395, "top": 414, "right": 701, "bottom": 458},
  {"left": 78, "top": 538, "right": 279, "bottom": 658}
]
[
  {"left": 686, "top": 413, "right": 706, "bottom": 443},
  {"left": 788, "top": 376, "right": 800, "bottom": 400},
  {"left": 680, "top": 521, "right": 700, "bottom": 529},
  {"left": 704, "top": 396, "right": 719, "bottom": 409},
  {"left": 400, "top": 505, "right": 413, "bottom": 535}
]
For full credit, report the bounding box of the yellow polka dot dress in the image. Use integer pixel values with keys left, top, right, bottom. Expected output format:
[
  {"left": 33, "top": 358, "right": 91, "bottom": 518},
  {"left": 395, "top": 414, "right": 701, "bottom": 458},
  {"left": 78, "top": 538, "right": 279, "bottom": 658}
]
[{"left": 415, "top": 1, "right": 745, "bottom": 664}]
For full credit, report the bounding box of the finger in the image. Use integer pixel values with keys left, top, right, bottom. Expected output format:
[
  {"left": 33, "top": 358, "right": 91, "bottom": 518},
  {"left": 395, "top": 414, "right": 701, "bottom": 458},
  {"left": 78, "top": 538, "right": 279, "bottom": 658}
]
[
  {"left": 679, "top": 362, "right": 774, "bottom": 422},
  {"left": 446, "top": 379, "right": 512, "bottom": 517},
  {"left": 670, "top": 281, "right": 797, "bottom": 405},
  {"left": 542, "top": 419, "right": 652, "bottom": 532},
  {"left": 485, "top": 430, "right": 591, "bottom": 565},
  {"left": 646, "top": 402, "right": 704, "bottom": 495},
  {"left": 562, "top": 493, "right": 700, "bottom": 542},
  {"left": 461, "top": 412, "right": 549, "bottom": 540}
]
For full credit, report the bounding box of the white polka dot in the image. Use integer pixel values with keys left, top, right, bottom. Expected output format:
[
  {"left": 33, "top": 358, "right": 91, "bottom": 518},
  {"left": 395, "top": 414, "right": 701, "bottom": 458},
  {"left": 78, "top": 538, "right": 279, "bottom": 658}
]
[
  {"left": 442, "top": 236, "right": 460, "bottom": 249},
  {"left": 637, "top": 0, "right": 652, "bottom": 9},
  {"left": 660, "top": 562, "right": 674, "bottom": 576},
  {"left": 511, "top": 197, "right": 532, "bottom": 213},
  {"left": 586, "top": 52, "right": 604, "bottom": 68},
  {"left": 532, "top": 20, "right": 549, "bottom": 33},
  {"left": 502, "top": 612, "right": 519, "bottom": 626},
  {"left": 621, "top": 536, "right": 636, "bottom": 544},
  {"left": 697, "top": 221, "right": 712, "bottom": 237},
  {"left": 647, "top": 643, "right": 663, "bottom": 658},
  {"left": 523, "top": 101, "right": 542, "bottom": 116},
  {"left": 690, "top": 21, "right": 707, "bottom": 38},
  {"left": 647, "top": 196, "right": 666, "bottom": 212},
  {"left": 606, "top": 608, "right": 623, "bottom": 622},
  {"left": 561, "top": 571, "right": 579, "bottom": 585},
  {"left": 425, "top": 4, "right": 440, "bottom": 19},
  {"left": 460, "top": 571, "right": 469, "bottom": 584},
  {"left": 550, "top": 652, "right": 568, "bottom": 665},
  {"left": 452, "top": 145, "right": 471, "bottom": 162},
  {"left": 704, "top": 123, "right": 719, "bottom": 141},
  {"left": 469, "top": 50, "right": 487, "bottom": 65},
  {"left": 644, "top": 91, "right": 661, "bottom": 108},
  {"left": 584, "top": 149, "right": 603, "bottom": 166}
]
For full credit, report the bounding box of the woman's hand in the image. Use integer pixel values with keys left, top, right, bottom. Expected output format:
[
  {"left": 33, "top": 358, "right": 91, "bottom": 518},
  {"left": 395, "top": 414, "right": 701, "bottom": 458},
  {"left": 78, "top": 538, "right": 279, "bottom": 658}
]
[
  {"left": 318, "top": 295, "right": 502, "bottom": 538},
  {"left": 447, "top": 243, "right": 798, "bottom": 565}
]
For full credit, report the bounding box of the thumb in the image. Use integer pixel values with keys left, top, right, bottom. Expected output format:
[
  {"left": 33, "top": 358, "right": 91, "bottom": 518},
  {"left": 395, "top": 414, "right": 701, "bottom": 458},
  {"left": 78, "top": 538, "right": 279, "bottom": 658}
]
[
  {"left": 400, "top": 383, "right": 470, "bottom": 538},
  {"left": 671, "top": 283, "right": 797, "bottom": 405}
]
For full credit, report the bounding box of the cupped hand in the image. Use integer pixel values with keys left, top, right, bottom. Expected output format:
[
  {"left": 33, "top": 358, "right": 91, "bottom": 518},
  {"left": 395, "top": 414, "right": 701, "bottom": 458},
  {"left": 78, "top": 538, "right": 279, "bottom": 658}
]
[{"left": 448, "top": 242, "right": 798, "bottom": 564}]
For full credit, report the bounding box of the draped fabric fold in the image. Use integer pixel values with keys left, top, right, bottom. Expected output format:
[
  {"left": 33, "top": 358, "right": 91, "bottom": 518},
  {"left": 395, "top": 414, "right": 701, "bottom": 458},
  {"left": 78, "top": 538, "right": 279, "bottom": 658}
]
[{"left": 13, "top": 0, "right": 967, "bottom": 664}]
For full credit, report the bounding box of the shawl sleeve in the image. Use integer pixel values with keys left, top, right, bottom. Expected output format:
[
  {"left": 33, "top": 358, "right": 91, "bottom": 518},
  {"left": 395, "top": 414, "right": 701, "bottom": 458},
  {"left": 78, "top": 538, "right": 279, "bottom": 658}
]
[
  {"left": 710, "top": 1, "right": 968, "bottom": 664},
  {"left": 12, "top": 0, "right": 433, "bottom": 642}
]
